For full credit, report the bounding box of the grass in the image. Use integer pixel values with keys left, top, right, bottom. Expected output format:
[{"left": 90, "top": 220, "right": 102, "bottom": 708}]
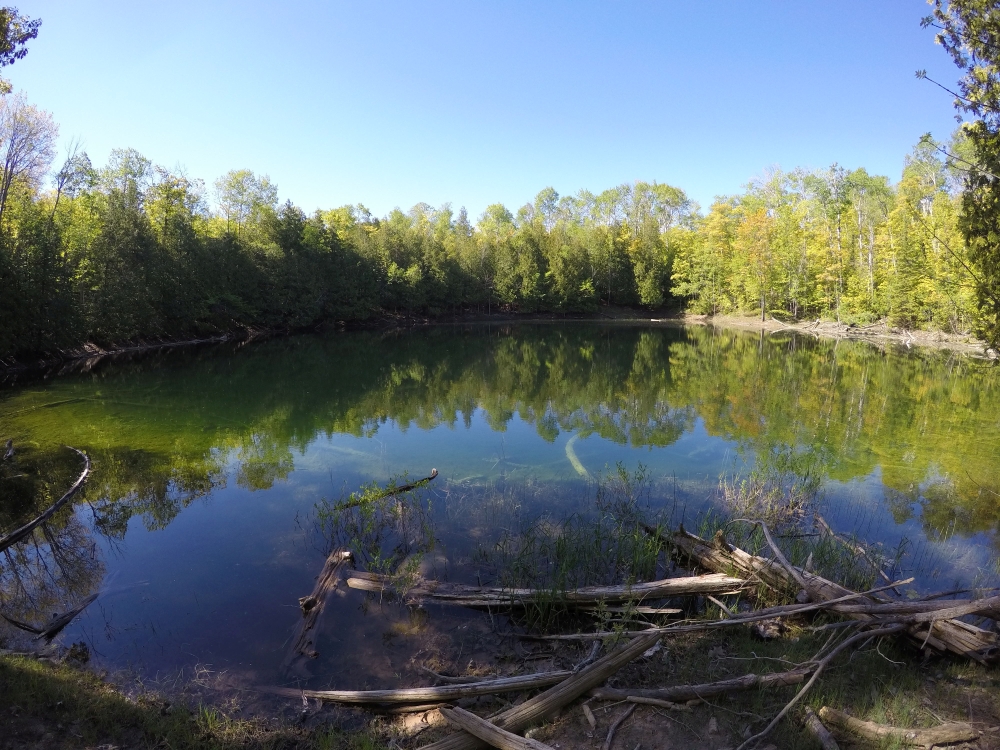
[
  {"left": 473, "top": 463, "right": 670, "bottom": 630},
  {"left": 0, "top": 652, "right": 392, "bottom": 750}
]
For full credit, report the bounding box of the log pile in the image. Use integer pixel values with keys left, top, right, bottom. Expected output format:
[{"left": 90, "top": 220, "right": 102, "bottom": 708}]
[{"left": 263, "top": 524, "right": 997, "bottom": 750}]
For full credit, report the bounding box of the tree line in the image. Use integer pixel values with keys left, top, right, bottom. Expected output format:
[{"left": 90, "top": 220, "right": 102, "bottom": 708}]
[{"left": 0, "top": 90, "right": 984, "bottom": 359}]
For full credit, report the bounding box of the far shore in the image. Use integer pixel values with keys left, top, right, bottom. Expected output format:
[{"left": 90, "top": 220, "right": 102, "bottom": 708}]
[{"left": 0, "top": 308, "right": 994, "bottom": 378}]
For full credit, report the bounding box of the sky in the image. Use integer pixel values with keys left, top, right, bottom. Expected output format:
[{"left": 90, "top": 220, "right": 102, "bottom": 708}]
[{"left": 10, "top": 1, "right": 964, "bottom": 219}]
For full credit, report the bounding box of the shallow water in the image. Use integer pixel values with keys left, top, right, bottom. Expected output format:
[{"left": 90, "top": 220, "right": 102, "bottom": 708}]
[{"left": 1, "top": 323, "right": 998, "bottom": 686}]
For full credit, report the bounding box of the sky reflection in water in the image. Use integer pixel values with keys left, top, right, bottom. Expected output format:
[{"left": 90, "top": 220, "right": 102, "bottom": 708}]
[{"left": 0, "top": 323, "right": 998, "bottom": 685}]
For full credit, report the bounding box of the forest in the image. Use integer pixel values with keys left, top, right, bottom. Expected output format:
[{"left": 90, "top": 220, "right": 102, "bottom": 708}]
[{"left": 0, "top": 89, "right": 982, "bottom": 360}]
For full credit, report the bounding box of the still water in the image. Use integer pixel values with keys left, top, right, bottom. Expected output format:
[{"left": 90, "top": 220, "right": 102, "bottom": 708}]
[{"left": 0, "top": 323, "right": 998, "bottom": 688}]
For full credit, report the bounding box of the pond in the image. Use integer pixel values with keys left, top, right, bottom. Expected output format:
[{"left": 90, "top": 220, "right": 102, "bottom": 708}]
[{"left": 1, "top": 322, "right": 998, "bottom": 690}]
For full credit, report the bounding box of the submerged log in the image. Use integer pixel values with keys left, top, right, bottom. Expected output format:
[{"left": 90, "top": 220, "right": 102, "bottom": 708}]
[
  {"left": 818, "top": 706, "right": 978, "bottom": 748},
  {"left": 0, "top": 447, "right": 90, "bottom": 553},
  {"left": 283, "top": 548, "right": 352, "bottom": 672},
  {"left": 419, "top": 632, "right": 661, "bottom": 750},
  {"left": 662, "top": 526, "right": 999, "bottom": 663},
  {"left": 0, "top": 593, "right": 98, "bottom": 640},
  {"left": 346, "top": 570, "right": 745, "bottom": 608}
]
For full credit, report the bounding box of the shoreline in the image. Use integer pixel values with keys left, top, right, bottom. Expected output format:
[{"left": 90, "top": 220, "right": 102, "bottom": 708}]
[{"left": 0, "top": 310, "right": 994, "bottom": 378}]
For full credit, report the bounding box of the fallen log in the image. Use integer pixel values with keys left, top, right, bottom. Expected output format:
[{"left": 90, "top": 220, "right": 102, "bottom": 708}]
[
  {"left": 346, "top": 570, "right": 745, "bottom": 608},
  {"left": 418, "top": 631, "right": 661, "bottom": 750},
  {"left": 283, "top": 548, "right": 352, "bottom": 672},
  {"left": 260, "top": 670, "right": 573, "bottom": 705},
  {"left": 439, "top": 706, "right": 555, "bottom": 750},
  {"left": 661, "top": 526, "right": 999, "bottom": 663},
  {"left": 529, "top": 578, "right": 914, "bottom": 639},
  {"left": 0, "top": 447, "right": 90, "bottom": 553},
  {"left": 590, "top": 667, "right": 810, "bottom": 702},
  {"left": 803, "top": 707, "right": 839, "bottom": 750},
  {"left": 818, "top": 706, "right": 979, "bottom": 748}
]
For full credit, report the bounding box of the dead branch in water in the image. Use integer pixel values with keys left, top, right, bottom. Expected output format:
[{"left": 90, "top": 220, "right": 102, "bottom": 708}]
[
  {"left": 0, "top": 593, "right": 98, "bottom": 640},
  {"left": 332, "top": 469, "right": 438, "bottom": 510},
  {"left": 657, "top": 526, "right": 999, "bottom": 663},
  {"left": 0, "top": 447, "right": 90, "bottom": 553},
  {"left": 439, "top": 706, "right": 556, "bottom": 750},
  {"left": 283, "top": 548, "right": 352, "bottom": 673}
]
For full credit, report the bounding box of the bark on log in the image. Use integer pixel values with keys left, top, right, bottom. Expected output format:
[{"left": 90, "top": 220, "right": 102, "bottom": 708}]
[
  {"left": 590, "top": 668, "right": 810, "bottom": 702},
  {"left": 818, "top": 706, "right": 978, "bottom": 748},
  {"left": 803, "top": 707, "right": 839, "bottom": 750},
  {"left": 346, "top": 570, "right": 745, "bottom": 608},
  {"left": 283, "top": 548, "right": 352, "bottom": 672},
  {"left": 419, "top": 632, "right": 661, "bottom": 750},
  {"left": 662, "top": 527, "right": 999, "bottom": 663},
  {"left": 0, "top": 448, "right": 90, "bottom": 553},
  {"left": 439, "top": 707, "right": 556, "bottom": 750},
  {"left": 261, "top": 670, "right": 573, "bottom": 704}
]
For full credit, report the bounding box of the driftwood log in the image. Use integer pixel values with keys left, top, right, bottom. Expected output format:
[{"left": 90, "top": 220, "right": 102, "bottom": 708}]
[
  {"left": 439, "top": 706, "right": 555, "bottom": 750},
  {"left": 663, "top": 526, "right": 999, "bottom": 663},
  {"left": 0, "top": 447, "right": 90, "bottom": 553},
  {"left": 818, "top": 706, "right": 979, "bottom": 748},
  {"left": 418, "top": 632, "right": 661, "bottom": 750},
  {"left": 0, "top": 593, "right": 98, "bottom": 640},
  {"left": 283, "top": 548, "right": 352, "bottom": 672},
  {"left": 261, "top": 670, "right": 573, "bottom": 705},
  {"left": 346, "top": 569, "right": 745, "bottom": 608}
]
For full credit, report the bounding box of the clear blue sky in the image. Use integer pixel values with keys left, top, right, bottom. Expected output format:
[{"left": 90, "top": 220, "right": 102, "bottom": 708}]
[{"left": 12, "top": 1, "right": 961, "bottom": 219}]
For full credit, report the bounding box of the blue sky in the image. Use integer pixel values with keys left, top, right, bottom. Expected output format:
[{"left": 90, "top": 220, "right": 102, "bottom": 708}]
[{"left": 12, "top": 1, "right": 961, "bottom": 219}]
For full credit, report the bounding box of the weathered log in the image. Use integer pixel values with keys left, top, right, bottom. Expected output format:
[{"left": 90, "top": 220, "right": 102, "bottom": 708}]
[
  {"left": 662, "top": 526, "right": 999, "bottom": 662},
  {"left": 818, "top": 706, "right": 978, "bottom": 748},
  {"left": 531, "top": 578, "right": 913, "bottom": 640},
  {"left": 590, "top": 667, "right": 810, "bottom": 702},
  {"left": 0, "top": 447, "right": 90, "bottom": 553},
  {"left": 261, "top": 670, "right": 573, "bottom": 705},
  {"left": 625, "top": 695, "right": 691, "bottom": 711},
  {"left": 346, "top": 570, "right": 745, "bottom": 608},
  {"left": 283, "top": 548, "right": 352, "bottom": 671},
  {"left": 803, "top": 707, "right": 839, "bottom": 750},
  {"left": 439, "top": 707, "right": 555, "bottom": 750},
  {"left": 418, "top": 632, "right": 661, "bottom": 750}
]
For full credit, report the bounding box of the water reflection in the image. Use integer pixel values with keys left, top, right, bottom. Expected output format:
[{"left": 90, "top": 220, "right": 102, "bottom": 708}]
[{"left": 0, "top": 323, "right": 997, "bottom": 675}]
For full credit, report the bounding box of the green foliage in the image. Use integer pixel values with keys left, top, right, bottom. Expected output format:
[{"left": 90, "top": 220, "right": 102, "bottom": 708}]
[
  {"left": 924, "top": 0, "right": 1000, "bottom": 349},
  {"left": 0, "top": 85, "right": 989, "bottom": 358}
]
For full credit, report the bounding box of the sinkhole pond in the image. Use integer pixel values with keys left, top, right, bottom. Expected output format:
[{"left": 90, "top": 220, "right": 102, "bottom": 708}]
[{"left": 0, "top": 322, "right": 998, "bottom": 690}]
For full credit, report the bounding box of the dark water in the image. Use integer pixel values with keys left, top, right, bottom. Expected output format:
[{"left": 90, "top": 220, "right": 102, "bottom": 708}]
[{"left": 1, "top": 323, "right": 998, "bottom": 688}]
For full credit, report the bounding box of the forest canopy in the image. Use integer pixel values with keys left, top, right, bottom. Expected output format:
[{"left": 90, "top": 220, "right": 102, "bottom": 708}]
[{"left": 0, "top": 108, "right": 982, "bottom": 360}]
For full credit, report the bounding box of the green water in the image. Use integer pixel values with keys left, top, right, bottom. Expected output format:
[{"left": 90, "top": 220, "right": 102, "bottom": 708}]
[{"left": 0, "top": 323, "right": 998, "bottom": 685}]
